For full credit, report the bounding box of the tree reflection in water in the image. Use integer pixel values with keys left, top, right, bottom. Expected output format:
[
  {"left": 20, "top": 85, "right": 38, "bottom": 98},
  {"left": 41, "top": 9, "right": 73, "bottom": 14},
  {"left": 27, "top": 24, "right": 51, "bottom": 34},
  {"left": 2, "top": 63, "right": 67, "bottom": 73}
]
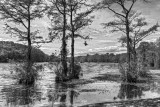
[
  {"left": 47, "top": 83, "right": 79, "bottom": 107},
  {"left": 1, "top": 84, "right": 41, "bottom": 106},
  {"left": 118, "top": 83, "right": 143, "bottom": 100}
]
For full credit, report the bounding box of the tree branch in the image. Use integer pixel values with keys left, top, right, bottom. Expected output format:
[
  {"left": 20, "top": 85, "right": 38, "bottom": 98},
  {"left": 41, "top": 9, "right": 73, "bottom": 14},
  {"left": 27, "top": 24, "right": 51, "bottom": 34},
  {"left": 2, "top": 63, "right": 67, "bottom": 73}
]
[
  {"left": 108, "top": 6, "right": 125, "bottom": 18},
  {"left": 128, "top": 0, "right": 136, "bottom": 13},
  {"left": 55, "top": 0, "right": 64, "bottom": 15}
]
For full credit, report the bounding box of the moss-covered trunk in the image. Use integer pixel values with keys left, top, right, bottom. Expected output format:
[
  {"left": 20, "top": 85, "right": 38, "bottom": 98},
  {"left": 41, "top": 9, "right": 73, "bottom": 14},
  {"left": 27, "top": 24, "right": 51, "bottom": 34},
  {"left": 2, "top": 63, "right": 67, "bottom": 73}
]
[
  {"left": 61, "top": 0, "right": 68, "bottom": 78},
  {"left": 70, "top": 4, "right": 75, "bottom": 78}
]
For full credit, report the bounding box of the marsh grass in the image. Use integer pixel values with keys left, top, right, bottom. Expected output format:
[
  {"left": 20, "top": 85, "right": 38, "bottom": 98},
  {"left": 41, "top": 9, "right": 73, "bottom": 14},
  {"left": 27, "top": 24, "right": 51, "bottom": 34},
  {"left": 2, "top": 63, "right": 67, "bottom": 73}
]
[
  {"left": 68, "top": 63, "right": 82, "bottom": 79},
  {"left": 119, "top": 61, "right": 151, "bottom": 83},
  {"left": 2, "top": 84, "right": 41, "bottom": 105},
  {"left": 137, "top": 63, "right": 151, "bottom": 78},
  {"left": 54, "top": 62, "right": 82, "bottom": 82},
  {"left": 13, "top": 62, "right": 44, "bottom": 85}
]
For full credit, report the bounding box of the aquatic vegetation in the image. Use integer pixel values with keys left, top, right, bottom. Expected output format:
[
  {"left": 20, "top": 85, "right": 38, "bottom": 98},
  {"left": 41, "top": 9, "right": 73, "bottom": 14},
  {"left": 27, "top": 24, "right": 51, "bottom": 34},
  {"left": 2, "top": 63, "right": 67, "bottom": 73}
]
[
  {"left": 119, "top": 61, "right": 151, "bottom": 83},
  {"left": 54, "top": 62, "right": 82, "bottom": 82},
  {"left": 13, "top": 62, "right": 44, "bottom": 85},
  {"left": 68, "top": 63, "right": 82, "bottom": 79},
  {"left": 1, "top": 63, "right": 160, "bottom": 107},
  {"left": 119, "top": 62, "right": 137, "bottom": 82},
  {"left": 2, "top": 84, "right": 41, "bottom": 106},
  {"left": 54, "top": 62, "right": 68, "bottom": 82}
]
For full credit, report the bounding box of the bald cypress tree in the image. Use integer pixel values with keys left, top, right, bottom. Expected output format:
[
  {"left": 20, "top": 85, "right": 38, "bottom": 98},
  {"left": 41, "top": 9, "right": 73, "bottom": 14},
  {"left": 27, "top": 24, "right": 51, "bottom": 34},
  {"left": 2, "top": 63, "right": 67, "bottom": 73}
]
[
  {"left": 67, "top": 0, "right": 94, "bottom": 78},
  {"left": 47, "top": 0, "right": 68, "bottom": 81},
  {"left": 97, "top": 0, "right": 152, "bottom": 82},
  {"left": 0, "top": 0, "right": 46, "bottom": 84}
]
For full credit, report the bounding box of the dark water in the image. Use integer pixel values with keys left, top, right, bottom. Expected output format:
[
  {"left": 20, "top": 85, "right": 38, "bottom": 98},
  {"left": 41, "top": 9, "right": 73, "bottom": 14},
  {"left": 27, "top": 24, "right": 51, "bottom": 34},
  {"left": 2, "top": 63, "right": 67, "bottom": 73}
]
[{"left": 0, "top": 63, "right": 160, "bottom": 107}]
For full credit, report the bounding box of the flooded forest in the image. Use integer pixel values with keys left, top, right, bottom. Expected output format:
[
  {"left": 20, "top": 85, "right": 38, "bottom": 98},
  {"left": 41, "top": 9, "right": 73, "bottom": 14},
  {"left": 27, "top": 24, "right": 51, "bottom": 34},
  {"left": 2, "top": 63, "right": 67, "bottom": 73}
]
[{"left": 0, "top": 0, "right": 160, "bottom": 107}]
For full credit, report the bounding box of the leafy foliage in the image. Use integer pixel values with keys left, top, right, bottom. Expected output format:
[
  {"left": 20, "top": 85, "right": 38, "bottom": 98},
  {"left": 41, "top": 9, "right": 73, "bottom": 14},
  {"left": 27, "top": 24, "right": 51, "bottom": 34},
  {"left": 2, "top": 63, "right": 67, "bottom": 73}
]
[
  {"left": 0, "top": 0, "right": 46, "bottom": 43},
  {"left": 13, "top": 62, "right": 44, "bottom": 85},
  {"left": 96, "top": 0, "right": 159, "bottom": 82}
]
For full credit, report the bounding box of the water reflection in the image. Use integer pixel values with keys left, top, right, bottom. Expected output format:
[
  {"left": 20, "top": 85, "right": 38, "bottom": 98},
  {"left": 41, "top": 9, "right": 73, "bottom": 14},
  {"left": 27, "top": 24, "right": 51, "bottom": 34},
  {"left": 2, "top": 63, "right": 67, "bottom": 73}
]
[
  {"left": 47, "top": 83, "right": 79, "bottom": 107},
  {"left": 1, "top": 63, "right": 160, "bottom": 107},
  {"left": 1, "top": 84, "right": 41, "bottom": 106},
  {"left": 118, "top": 83, "right": 143, "bottom": 100}
]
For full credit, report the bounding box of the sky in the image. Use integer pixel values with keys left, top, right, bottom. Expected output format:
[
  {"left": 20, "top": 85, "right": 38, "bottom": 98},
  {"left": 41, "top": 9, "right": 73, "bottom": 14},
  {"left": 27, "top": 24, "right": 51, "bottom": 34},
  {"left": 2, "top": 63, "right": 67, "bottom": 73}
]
[{"left": 0, "top": 0, "right": 160, "bottom": 56}]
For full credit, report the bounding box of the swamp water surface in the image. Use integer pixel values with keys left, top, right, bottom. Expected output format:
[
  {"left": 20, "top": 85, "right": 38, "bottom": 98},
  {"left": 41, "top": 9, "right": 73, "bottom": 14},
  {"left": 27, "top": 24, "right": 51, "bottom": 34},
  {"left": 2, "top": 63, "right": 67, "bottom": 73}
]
[{"left": 0, "top": 63, "right": 160, "bottom": 107}]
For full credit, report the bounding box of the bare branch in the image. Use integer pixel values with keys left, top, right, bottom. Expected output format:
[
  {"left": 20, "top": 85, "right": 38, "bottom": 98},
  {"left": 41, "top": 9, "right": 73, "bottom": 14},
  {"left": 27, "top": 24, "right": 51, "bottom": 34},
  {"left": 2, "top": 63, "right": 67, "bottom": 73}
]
[
  {"left": 108, "top": 6, "right": 125, "bottom": 18},
  {"left": 128, "top": 0, "right": 136, "bottom": 13}
]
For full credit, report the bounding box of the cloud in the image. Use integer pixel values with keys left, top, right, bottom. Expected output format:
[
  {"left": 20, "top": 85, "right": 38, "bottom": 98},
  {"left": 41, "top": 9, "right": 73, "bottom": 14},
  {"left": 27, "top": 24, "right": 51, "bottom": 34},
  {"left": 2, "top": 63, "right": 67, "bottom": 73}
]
[
  {"left": 0, "top": 0, "right": 159, "bottom": 56},
  {"left": 40, "top": 21, "right": 50, "bottom": 29},
  {"left": 154, "top": 31, "right": 160, "bottom": 35},
  {"left": 76, "top": 45, "right": 126, "bottom": 56},
  {"left": 92, "top": 30, "right": 100, "bottom": 34},
  {"left": 97, "top": 40, "right": 114, "bottom": 43},
  {"left": 144, "top": 38, "right": 157, "bottom": 42},
  {"left": 0, "top": 38, "right": 10, "bottom": 41}
]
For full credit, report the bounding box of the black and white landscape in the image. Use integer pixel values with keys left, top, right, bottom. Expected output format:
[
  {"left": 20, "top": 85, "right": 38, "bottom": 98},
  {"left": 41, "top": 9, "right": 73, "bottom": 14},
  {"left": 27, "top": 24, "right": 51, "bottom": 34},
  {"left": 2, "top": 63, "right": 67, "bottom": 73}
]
[{"left": 0, "top": 0, "right": 160, "bottom": 107}]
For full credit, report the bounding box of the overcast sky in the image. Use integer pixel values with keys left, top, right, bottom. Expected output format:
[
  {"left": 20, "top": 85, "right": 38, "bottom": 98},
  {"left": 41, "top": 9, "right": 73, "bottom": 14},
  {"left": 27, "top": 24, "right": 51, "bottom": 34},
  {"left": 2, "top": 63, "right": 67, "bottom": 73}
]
[{"left": 0, "top": 0, "right": 160, "bottom": 56}]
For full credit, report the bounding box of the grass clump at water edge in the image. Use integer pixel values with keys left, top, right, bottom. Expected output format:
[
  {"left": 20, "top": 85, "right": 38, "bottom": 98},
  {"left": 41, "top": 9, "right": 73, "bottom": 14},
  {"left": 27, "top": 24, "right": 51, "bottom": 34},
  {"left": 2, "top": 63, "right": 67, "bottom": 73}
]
[
  {"left": 12, "top": 62, "right": 44, "bottom": 85},
  {"left": 54, "top": 62, "right": 82, "bottom": 82},
  {"left": 119, "top": 61, "right": 151, "bottom": 83}
]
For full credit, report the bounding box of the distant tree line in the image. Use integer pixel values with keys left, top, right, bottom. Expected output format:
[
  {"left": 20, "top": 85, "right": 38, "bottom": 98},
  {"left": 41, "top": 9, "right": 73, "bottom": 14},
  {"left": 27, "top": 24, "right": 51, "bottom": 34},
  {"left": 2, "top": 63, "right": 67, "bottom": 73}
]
[
  {"left": 0, "top": 41, "right": 49, "bottom": 62},
  {"left": 73, "top": 38, "right": 160, "bottom": 69},
  {"left": 74, "top": 53, "right": 121, "bottom": 63}
]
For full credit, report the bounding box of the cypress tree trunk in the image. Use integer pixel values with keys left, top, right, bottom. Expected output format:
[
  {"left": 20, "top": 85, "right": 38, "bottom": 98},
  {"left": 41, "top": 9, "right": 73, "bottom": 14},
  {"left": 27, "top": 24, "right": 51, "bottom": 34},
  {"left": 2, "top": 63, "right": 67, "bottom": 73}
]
[
  {"left": 133, "top": 42, "right": 137, "bottom": 68},
  {"left": 27, "top": 2, "right": 32, "bottom": 73},
  {"left": 25, "top": 1, "right": 34, "bottom": 85},
  {"left": 71, "top": 34, "right": 75, "bottom": 76},
  {"left": 133, "top": 44, "right": 138, "bottom": 78},
  {"left": 126, "top": 17, "right": 131, "bottom": 82},
  {"left": 70, "top": 4, "right": 75, "bottom": 78},
  {"left": 61, "top": 0, "right": 68, "bottom": 77}
]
